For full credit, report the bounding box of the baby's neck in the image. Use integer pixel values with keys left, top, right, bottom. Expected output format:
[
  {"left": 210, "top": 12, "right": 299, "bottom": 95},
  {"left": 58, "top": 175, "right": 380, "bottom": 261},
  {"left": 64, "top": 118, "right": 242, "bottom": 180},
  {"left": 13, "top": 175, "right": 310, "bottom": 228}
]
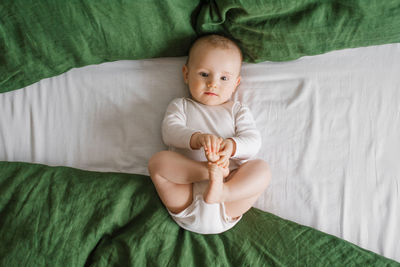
[{"left": 189, "top": 96, "right": 232, "bottom": 107}]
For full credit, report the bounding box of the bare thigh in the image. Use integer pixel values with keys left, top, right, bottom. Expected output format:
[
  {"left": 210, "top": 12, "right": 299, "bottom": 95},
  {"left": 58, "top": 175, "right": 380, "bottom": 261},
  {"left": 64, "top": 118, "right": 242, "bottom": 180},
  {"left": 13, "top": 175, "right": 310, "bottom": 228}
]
[
  {"left": 148, "top": 151, "right": 209, "bottom": 214},
  {"left": 223, "top": 160, "right": 271, "bottom": 219},
  {"left": 150, "top": 174, "right": 194, "bottom": 214},
  {"left": 224, "top": 192, "right": 264, "bottom": 220}
]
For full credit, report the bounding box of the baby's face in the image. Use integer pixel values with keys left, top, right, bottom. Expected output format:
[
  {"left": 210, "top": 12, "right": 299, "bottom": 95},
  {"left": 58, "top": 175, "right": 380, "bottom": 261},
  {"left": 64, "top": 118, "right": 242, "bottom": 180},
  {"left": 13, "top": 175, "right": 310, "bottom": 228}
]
[{"left": 183, "top": 42, "right": 241, "bottom": 106}]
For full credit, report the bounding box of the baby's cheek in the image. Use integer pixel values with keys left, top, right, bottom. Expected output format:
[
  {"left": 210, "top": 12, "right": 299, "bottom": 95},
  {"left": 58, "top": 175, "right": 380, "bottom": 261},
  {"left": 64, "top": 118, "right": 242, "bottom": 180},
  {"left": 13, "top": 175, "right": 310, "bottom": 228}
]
[
  {"left": 221, "top": 91, "right": 234, "bottom": 101},
  {"left": 192, "top": 79, "right": 204, "bottom": 88}
]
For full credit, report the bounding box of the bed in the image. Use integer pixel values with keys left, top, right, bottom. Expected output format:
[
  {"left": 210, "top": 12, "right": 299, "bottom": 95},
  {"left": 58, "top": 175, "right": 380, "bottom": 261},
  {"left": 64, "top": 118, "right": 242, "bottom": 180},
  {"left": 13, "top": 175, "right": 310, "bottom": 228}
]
[{"left": 1, "top": 0, "right": 399, "bottom": 266}]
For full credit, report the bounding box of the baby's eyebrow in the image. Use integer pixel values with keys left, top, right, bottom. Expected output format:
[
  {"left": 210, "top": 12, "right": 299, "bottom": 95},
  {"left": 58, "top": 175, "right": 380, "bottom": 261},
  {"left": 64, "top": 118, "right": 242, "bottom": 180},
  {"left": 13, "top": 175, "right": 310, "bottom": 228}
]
[{"left": 222, "top": 72, "right": 233, "bottom": 76}]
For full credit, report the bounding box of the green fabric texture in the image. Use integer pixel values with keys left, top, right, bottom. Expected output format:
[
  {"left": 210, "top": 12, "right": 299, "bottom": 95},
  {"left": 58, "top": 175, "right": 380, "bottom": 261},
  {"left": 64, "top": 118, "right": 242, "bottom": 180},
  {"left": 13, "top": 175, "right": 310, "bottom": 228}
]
[
  {"left": 197, "top": 0, "right": 400, "bottom": 62},
  {"left": 0, "top": 161, "right": 398, "bottom": 266},
  {"left": 1, "top": 0, "right": 400, "bottom": 93},
  {"left": 0, "top": 0, "right": 200, "bottom": 94}
]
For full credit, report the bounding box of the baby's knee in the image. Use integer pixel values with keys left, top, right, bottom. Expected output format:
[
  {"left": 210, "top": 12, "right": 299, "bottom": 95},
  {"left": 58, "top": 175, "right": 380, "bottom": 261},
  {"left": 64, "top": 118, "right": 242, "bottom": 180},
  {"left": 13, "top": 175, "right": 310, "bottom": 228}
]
[
  {"left": 253, "top": 159, "right": 271, "bottom": 187},
  {"left": 148, "top": 151, "right": 171, "bottom": 174}
]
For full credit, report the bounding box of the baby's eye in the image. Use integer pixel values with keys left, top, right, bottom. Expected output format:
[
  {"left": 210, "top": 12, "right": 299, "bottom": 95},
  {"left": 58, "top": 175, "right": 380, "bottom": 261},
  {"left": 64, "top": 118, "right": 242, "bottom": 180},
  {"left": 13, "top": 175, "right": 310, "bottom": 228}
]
[
  {"left": 221, "top": 76, "right": 228, "bottom": 81},
  {"left": 200, "top": 72, "right": 208, "bottom": 77}
]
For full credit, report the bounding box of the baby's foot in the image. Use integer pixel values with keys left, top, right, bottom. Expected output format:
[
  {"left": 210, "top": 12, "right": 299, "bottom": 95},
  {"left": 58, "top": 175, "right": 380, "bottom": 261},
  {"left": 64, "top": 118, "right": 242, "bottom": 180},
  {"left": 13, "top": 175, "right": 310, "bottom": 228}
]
[
  {"left": 204, "top": 163, "right": 226, "bottom": 204},
  {"left": 221, "top": 165, "right": 230, "bottom": 179}
]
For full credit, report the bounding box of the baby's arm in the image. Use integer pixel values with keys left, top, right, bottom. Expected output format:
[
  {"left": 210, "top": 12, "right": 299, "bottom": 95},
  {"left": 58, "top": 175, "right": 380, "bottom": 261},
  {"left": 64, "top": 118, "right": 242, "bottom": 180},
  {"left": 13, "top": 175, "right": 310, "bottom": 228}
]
[
  {"left": 162, "top": 98, "right": 201, "bottom": 149},
  {"left": 229, "top": 104, "right": 261, "bottom": 160}
]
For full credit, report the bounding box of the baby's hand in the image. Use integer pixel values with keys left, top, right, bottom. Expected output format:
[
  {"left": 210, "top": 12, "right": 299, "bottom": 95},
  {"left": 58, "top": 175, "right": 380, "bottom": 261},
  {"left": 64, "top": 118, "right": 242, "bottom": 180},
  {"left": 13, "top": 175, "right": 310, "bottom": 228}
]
[
  {"left": 195, "top": 133, "right": 223, "bottom": 162},
  {"left": 206, "top": 151, "right": 220, "bottom": 162},
  {"left": 215, "top": 138, "right": 235, "bottom": 166}
]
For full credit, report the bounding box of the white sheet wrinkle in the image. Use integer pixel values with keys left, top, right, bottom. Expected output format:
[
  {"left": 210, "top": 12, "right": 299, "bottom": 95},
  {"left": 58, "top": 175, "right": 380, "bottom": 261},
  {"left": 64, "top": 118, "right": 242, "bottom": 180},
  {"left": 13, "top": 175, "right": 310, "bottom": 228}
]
[{"left": 0, "top": 45, "right": 399, "bottom": 261}]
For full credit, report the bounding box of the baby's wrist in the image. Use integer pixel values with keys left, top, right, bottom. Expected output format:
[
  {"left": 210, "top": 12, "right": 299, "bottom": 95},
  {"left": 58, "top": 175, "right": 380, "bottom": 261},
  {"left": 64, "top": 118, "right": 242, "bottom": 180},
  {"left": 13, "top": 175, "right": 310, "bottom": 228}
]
[
  {"left": 227, "top": 138, "right": 236, "bottom": 157},
  {"left": 190, "top": 132, "right": 202, "bottom": 149}
]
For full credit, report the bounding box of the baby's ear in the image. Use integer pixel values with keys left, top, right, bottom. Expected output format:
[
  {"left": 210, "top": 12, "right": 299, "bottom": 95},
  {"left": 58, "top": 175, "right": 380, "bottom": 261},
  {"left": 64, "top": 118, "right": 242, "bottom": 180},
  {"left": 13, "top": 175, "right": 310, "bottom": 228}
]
[
  {"left": 234, "top": 76, "right": 241, "bottom": 90},
  {"left": 182, "top": 65, "right": 189, "bottom": 84}
]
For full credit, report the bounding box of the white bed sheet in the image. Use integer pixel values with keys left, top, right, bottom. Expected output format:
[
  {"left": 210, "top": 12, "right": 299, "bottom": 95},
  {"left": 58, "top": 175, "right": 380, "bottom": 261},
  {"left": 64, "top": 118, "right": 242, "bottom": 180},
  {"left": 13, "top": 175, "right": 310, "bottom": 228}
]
[{"left": 1, "top": 43, "right": 399, "bottom": 261}]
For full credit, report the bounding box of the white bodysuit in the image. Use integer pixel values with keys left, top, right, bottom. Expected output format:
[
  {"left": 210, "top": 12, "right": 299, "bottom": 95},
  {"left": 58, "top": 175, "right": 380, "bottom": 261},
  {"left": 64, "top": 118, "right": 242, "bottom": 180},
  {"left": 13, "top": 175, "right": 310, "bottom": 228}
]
[{"left": 161, "top": 97, "right": 262, "bottom": 234}]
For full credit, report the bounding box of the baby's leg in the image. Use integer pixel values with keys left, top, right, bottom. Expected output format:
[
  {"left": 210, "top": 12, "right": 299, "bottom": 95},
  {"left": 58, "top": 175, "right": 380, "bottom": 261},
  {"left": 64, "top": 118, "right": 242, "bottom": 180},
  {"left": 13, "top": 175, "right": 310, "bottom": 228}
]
[
  {"left": 223, "top": 159, "right": 271, "bottom": 219},
  {"left": 203, "top": 163, "right": 227, "bottom": 204},
  {"left": 148, "top": 150, "right": 210, "bottom": 214}
]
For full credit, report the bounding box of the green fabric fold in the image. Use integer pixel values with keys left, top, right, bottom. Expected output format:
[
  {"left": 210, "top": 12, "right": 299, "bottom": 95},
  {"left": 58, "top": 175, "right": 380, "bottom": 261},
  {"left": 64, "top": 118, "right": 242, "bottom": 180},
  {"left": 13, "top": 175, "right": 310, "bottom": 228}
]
[
  {"left": 1, "top": 0, "right": 400, "bottom": 93},
  {"left": 196, "top": 0, "right": 400, "bottom": 62},
  {"left": 1, "top": 0, "right": 400, "bottom": 264},
  {"left": 0, "top": 0, "right": 200, "bottom": 94},
  {"left": 0, "top": 161, "right": 398, "bottom": 266}
]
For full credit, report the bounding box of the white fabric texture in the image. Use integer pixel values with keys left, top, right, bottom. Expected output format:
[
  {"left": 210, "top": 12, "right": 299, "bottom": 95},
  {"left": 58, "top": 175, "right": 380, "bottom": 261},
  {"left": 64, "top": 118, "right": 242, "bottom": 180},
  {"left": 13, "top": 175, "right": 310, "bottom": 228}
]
[
  {"left": 0, "top": 43, "right": 399, "bottom": 261},
  {"left": 167, "top": 180, "right": 242, "bottom": 235},
  {"left": 162, "top": 97, "right": 261, "bottom": 171}
]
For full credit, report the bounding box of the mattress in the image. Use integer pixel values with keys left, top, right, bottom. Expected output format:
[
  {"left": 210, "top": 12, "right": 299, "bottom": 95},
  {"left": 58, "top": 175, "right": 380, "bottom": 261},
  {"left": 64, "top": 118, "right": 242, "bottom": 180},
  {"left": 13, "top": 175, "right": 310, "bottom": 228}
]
[{"left": 1, "top": 43, "right": 399, "bottom": 261}]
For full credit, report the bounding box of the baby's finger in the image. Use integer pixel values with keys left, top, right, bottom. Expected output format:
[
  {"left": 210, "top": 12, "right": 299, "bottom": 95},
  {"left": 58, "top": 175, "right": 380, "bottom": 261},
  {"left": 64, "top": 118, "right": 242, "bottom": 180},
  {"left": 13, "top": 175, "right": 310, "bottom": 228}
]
[
  {"left": 216, "top": 155, "right": 227, "bottom": 165},
  {"left": 210, "top": 136, "right": 217, "bottom": 152},
  {"left": 220, "top": 137, "right": 224, "bottom": 147},
  {"left": 204, "top": 146, "right": 209, "bottom": 155},
  {"left": 215, "top": 136, "right": 223, "bottom": 151},
  {"left": 214, "top": 137, "right": 220, "bottom": 152},
  {"left": 202, "top": 141, "right": 208, "bottom": 152},
  {"left": 209, "top": 143, "right": 213, "bottom": 153},
  {"left": 218, "top": 142, "right": 225, "bottom": 152},
  {"left": 218, "top": 148, "right": 228, "bottom": 157},
  {"left": 200, "top": 138, "right": 207, "bottom": 149},
  {"left": 218, "top": 160, "right": 228, "bottom": 169},
  {"left": 206, "top": 137, "right": 212, "bottom": 152},
  {"left": 223, "top": 159, "right": 229, "bottom": 168},
  {"left": 213, "top": 140, "right": 217, "bottom": 153}
]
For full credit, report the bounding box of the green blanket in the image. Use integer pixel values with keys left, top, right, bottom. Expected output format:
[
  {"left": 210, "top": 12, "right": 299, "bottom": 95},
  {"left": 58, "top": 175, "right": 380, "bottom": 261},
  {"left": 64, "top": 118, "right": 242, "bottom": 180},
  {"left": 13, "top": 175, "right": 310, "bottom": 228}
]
[
  {"left": 0, "top": 161, "right": 398, "bottom": 266},
  {"left": 1, "top": 0, "right": 400, "bottom": 93},
  {"left": 1, "top": 0, "right": 400, "bottom": 265}
]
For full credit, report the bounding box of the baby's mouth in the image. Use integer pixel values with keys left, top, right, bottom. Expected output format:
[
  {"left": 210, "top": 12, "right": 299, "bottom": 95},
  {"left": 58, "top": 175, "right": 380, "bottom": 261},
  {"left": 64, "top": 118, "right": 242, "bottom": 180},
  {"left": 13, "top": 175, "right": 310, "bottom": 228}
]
[{"left": 204, "top": 92, "right": 218, "bottom": 96}]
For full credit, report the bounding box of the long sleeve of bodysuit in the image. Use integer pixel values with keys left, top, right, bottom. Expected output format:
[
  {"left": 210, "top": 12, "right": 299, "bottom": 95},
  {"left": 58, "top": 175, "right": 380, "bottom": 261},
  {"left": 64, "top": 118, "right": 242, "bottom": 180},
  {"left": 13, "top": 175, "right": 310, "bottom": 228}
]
[
  {"left": 162, "top": 98, "right": 261, "bottom": 166},
  {"left": 161, "top": 98, "right": 198, "bottom": 150},
  {"left": 230, "top": 104, "right": 262, "bottom": 160}
]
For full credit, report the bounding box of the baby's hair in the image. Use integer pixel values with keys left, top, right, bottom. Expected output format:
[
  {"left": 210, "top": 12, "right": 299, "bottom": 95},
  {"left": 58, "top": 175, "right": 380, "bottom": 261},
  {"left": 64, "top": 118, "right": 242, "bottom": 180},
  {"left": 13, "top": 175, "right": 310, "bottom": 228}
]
[{"left": 186, "top": 34, "right": 243, "bottom": 66}]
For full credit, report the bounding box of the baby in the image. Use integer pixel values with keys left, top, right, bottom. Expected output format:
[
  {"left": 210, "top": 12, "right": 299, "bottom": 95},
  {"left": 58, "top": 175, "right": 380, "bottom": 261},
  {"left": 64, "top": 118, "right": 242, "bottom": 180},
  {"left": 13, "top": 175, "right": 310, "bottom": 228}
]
[{"left": 148, "top": 34, "right": 271, "bottom": 234}]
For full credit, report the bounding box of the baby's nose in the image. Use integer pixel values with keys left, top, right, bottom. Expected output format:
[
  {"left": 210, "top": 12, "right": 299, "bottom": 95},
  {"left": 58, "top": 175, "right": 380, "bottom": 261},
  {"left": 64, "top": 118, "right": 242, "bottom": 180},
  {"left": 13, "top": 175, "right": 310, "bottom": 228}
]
[{"left": 207, "top": 82, "right": 217, "bottom": 89}]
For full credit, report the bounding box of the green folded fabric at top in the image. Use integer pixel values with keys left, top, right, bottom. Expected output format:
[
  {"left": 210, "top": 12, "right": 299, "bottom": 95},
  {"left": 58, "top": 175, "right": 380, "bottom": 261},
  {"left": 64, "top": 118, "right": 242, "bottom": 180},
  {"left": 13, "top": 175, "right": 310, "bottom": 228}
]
[
  {"left": 197, "top": 0, "right": 400, "bottom": 62},
  {"left": 1, "top": 0, "right": 400, "bottom": 94},
  {"left": 0, "top": 161, "right": 398, "bottom": 266}
]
